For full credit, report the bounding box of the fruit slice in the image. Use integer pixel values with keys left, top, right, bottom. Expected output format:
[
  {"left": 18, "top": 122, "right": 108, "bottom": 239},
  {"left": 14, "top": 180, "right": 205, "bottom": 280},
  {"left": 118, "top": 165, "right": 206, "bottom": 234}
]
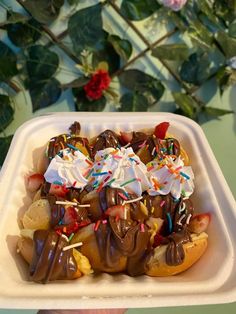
[
  {"left": 27, "top": 173, "right": 44, "bottom": 192},
  {"left": 188, "top": 213, "right": 211, "bottom": 234},
  {"left": 104, "top": 205, "right": 127, "bottom": 219},
  {"left": 120, "top": 131, "right": 133, "bottom": 145},
  {"left": 49, "top": 183, "right": 69, "bottom": 197},
  {"left": 154, "top": 122, "right": 170, "bottom": 139}
]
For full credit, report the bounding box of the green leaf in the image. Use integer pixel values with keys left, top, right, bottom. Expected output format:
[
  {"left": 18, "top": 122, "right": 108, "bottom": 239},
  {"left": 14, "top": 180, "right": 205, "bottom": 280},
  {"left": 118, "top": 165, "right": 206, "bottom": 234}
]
[
  {"left": 229, "top": 22, "right": 236, "bottom": 38},
  {"left": 172, "top": 92, "right": 200, "bottom": 119},
  {"left": 120, "top": 0, "right": 160, "bottom": 21},
  {"left": 213, "top": 0, "right": 236, "bottom": 25},
  {"left": 187, "top": 19, "right": 213, "bottom": 50},
  {"left": 216, "top": 67, "right": 231, "bottom": 95},
  {"left": 0, "top": 95, "right": 14, "bottom": 130},
  {"left": 92, "top": 41, "right": 120, "bottom": 75},
  {"left": 3, "top": 11, "right": 29, "bottom": 25},
  {"left": 108, "top": 35, "right": 132, "bottom": 61},
  {"left": 73, "top": 88, "right": 106, "bottom": 112},
  {"left": 203, "top": 107, "right": 234, "bottom": 117},
  {"left": 215, "top": 31, "right": 236, "bottom": 58},
  {"left": 26, "top": 45, "right": 59, "bottom": 79},
  {"left": 7, "top": 17, "right": 41, "bottom": 48},
  {"left": 29, "top": 78, "right": 61, "bottom": 112},
  {"left": 179, "top": 52, "right": 211, "bottom": 85},
  {"left": 119, "top": 93, "right": 149, "bottom": 111},
  {"left": 68, "top": 3, "right": 105, "bottom": 55},
  {"left": 0, "top": 135, "right": 13, "bottom": 167},
  {"left": 0, "top": 41, "right": 18, "bottom": 82},
  {"left": 67, "top": 0, "right": 80, "bottom": 5},
  {"left": 19, "top": 0, "right": 64, "bottom": 24},
  {"left": 119, "top": 69, "right": 165, "bottom": 103},
  {"left": 152, "top": 43, "right": 189, "bottom": 61}
]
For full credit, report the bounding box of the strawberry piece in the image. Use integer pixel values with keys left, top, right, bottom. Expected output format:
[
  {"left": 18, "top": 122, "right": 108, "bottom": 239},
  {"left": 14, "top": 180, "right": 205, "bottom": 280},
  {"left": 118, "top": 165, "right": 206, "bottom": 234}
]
[
  {"left": 153, "top": 233, "right": 166, "bottom": 248},
  {"left": 26, "top": 173, "right": 44, "bottom": 192},
  {"left": 63, "top": 206, "right": 78, "bottom": 225},
  {"left": 154, "top": 122, "right": 170, "bottom": 139},
  {"left": 104, "top": 205, "right": 127, "bottom": 219},
  {"left": 188, "top": 213, "right": 211, "bottom": 234},
  {"left": 49, "top": 183, "right": 69, "bottom": 197},
  {"left": 120, "top": 131, "right": 133, "bottom": 145}
]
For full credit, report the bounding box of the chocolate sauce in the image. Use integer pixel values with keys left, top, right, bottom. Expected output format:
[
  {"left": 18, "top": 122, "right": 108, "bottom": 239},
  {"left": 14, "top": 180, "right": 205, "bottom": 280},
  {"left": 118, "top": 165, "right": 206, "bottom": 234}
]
[
  {"left": 29, "top": 230, "right": 77, "bottom": 283},
  {"left": 69, "top": 121, "right": 81, "bottom": 136},
  {"left": 166, "top": 229, "right": 191, "bottom": 266},
  {"left": 92, "top": 130, "right": 120, "bottom": 156},
  {"left": 47, "top": 195, "right": 65, "bottom": 228}
]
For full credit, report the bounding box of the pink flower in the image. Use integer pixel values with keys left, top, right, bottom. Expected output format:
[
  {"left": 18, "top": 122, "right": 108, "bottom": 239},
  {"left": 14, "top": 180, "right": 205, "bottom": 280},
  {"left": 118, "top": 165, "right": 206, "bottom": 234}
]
[{"left": 161, "top": 0, "right": 187, "bottom": 11}]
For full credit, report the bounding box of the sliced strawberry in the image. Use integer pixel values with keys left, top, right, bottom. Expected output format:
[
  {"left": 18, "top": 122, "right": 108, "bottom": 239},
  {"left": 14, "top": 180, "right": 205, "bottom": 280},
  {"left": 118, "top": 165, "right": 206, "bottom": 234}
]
[
  {"left": 63, "top": 206, "right": 78, "bottom": 225},
  {"left": 26, "top": 173, "right": 44, "bottom": 192},
  {"left": 49, "top": 183, "right": 69, "bottom": 197},
  {"left": 104, "top": 205, "right": 127, "bottom": 219},
  {"left": 153, "top": 233, "right": 166, "bottom": 248},
  {"left": 120, "top": 131, "right": 133, "bottom": 145},
  {"left": 154, "top": 122, "right": 170, "bottom": 139},
  {"left": 188, "top": 213, "right": 211, "bottom": 234}
]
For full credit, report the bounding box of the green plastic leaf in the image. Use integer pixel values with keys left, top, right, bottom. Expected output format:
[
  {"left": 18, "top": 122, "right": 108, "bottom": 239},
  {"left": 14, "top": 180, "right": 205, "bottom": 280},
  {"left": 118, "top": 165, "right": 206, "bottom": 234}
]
[
  {"left": 4, "top": 11, "right": 29, "bottom": 25},
  {"left": 119, "top": 69, "right": 165, "bottom": 103},
  {"left": 20, "top": 0, "right": 64, "bottom": 24},
  {"left": 215, "top": 31, "right": 236, "bottom": 58},
  {"left": 119, "top": 92, "right": 149, "bottom": 111},
  {"left": 0, "top": 95, "right": 14, "bottom": 130},
  {"left": 0, "top": 41, "right": 18, "bottom": 82},
  {"left": 203, "top": 107, "right": 234, "bottom": 117},
  {"left": 67, "top": 0, "right": 80, "bottom": 5},
  {"left": 73, "top": 88, "right": 106, "bottom": 112},
  {"left": 26, "top": 45, "right": 59, "bottom": 80},
  {"left": 92, "top": 41, "right": 120, "bottom": 75},
  {"left": 29, "top": 78, "right": 61, "bottom": 112},
  {"left": 0, "top": 135, "right": 13, "bottom": 167},
  {"left": 179, "top": 52, "right": 211, "bottom": 85},
  {"left": 229, "top": 22, "right": 236, "bottom": 38},
  {"left": 120, "top": 0, "right": 160, "bottom": 21},
  {"left": 187, "top": 19, "right": 213, "bottom": 50},
  {"left": 216, "top": 67, "right": 231, "bottom": 95},
  {"left": 68, "top": 3, "right": 104, "bottom": 55},
  {"left": 172, "top": 92, "right": 200, "bottom": 119},
  {"left": 213, "top": 0, "right": 236, "bottom": 25},
  {"left": 152, "top": 44, "right": 189, "bottom": 61},
  {"left": 108, "top": 35, "right": 132, "bottom": 61},
  {"left": 7, "top": 18, "right": 41, "bottom": 47}
]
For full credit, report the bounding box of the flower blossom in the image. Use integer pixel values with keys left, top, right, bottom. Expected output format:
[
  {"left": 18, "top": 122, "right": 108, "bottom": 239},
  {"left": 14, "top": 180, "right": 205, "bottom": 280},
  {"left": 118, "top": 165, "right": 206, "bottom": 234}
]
[
  {"left": 161, "top": 0, "right": 187, "bottom": 11},
  {"left": 84, "top": 69, "right": 111, "bottom": 100}
]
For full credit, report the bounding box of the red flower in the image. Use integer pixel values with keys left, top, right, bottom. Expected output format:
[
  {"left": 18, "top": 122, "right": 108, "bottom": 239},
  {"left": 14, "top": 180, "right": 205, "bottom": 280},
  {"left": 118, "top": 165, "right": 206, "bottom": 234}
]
[{"left": 84, "top": 69, "right": 111, "bottom": 100}]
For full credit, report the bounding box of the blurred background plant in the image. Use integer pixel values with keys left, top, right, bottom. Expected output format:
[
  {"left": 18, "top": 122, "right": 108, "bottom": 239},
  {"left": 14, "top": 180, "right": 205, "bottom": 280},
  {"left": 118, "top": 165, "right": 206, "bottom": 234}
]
[{"left": 0, "top": 0, "right": 235, "bottom": 166}]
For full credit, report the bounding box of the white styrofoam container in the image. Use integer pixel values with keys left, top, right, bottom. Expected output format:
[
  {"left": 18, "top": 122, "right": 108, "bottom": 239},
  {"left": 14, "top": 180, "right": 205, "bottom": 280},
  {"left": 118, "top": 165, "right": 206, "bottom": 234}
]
[{"left": 0, "top": 112, "right": 235, "bottom": 309}]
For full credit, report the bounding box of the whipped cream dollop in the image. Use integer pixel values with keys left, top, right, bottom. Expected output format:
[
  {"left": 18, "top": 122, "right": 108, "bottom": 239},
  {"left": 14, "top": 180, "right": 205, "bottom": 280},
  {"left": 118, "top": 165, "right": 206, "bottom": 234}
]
[
  {"left": 44, "top": 149, "right": 93, "bottom": 189},
  {"left": 90, "top": 147, "right": 150, "bottom": 196},
  {"left": 147, "top": 156, "right": 194, "bottom": 199}
]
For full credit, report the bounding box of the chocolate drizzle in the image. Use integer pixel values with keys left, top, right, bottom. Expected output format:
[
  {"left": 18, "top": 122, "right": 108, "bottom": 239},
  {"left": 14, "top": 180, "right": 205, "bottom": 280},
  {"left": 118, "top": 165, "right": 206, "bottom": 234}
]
[
  {"left": 95, "top": 216, "right": 150, "bottom": 276},
  {"left": 166, "top": 229, "right": 191, "bottom": 266},
  {"left": 92, "top": 130, "right": 120, "bottom": 156},
  {"left": 29, "top": 230, "right": 77, "bottom": 283},
  {"left": 47, "top": 195, "right": 65, "bottom": 228}
]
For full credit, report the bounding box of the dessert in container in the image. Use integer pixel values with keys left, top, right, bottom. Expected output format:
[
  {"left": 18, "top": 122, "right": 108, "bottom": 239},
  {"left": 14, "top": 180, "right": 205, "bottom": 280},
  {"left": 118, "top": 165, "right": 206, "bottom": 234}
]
[{"left": 0, "top": 112, "right": 235, "bottom": 309}]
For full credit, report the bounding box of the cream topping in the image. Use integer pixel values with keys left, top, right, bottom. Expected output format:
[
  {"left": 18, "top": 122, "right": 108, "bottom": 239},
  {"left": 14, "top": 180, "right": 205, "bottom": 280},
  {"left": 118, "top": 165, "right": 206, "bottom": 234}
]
[
  {"left": 44, "top": 148, "right": 92, "bottom": 189},
  {"left": 89, "top": 147, "right": 150, "bottom": 196},
  {"left": 147, "top": 156, "right": 194, "bottom": 199}
]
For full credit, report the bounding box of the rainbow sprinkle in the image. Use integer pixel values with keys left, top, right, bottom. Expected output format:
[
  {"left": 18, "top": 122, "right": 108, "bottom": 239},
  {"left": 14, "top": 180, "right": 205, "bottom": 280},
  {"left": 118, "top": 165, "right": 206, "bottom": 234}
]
[
  {"left": 92, "top": 172, "right": 109, "bottom": 176},
  {"left": 120, "top": 178, "right": 137, "bottom": 187},
  {"left": 180, "top": 171, "right": 190, "bottom": 180},
  {"left": 166, "top": 212, "right": 172, "bottom": 233}
]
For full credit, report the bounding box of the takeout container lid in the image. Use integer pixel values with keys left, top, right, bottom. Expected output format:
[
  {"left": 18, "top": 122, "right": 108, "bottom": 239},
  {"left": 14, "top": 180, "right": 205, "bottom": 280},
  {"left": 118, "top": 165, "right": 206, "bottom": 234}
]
[{"left": 0, "top": 112, "right": 236, "bottom": 309}]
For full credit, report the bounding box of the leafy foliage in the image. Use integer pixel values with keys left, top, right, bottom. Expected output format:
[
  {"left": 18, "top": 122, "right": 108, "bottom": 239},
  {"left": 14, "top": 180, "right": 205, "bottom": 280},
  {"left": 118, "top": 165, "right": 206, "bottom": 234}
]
[
  {"left": 119, "top": 92, "right": 149, "bottom": 111},
  {"left": 152, "top": 44, "right": 189, "bottom": 61},
  {"left": 7, "top": 16, "right": 41, "bottom": 48},
  {"left": 0, "top": 41, "right": 18, "bottom": 82},
  {"left": 0, "top": 135, "right": 13, "bottom": 167},
  {"left": 179, "top": 52, "right": 211, "bottom": 85},
  {"left": 68, "top": 4, "right": 104, "bottom": 55},
  {"left": 73, "top": 87, "right": 106, "bottom": 112},
  {"left": 0, "top": 95, "right": 14, "bottom": 130},
  {"left": 119, "top": 69, "right": 165, "bottom": 105},
  {"left": 19, "top": 0, "right": 64, "bottom": 24},
  {"left": 120, "top": 0, "right": 160, "bottom": 21},
  {"left": 108, "top": 35, "right": 132, "bottom": 61}
]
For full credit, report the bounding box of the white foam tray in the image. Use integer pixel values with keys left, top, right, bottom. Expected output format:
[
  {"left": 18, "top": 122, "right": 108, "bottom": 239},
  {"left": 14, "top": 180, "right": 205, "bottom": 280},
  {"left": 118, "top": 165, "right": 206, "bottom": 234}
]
[{"left": 0, "top": 112, "right": 235, "bottom": 309}]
